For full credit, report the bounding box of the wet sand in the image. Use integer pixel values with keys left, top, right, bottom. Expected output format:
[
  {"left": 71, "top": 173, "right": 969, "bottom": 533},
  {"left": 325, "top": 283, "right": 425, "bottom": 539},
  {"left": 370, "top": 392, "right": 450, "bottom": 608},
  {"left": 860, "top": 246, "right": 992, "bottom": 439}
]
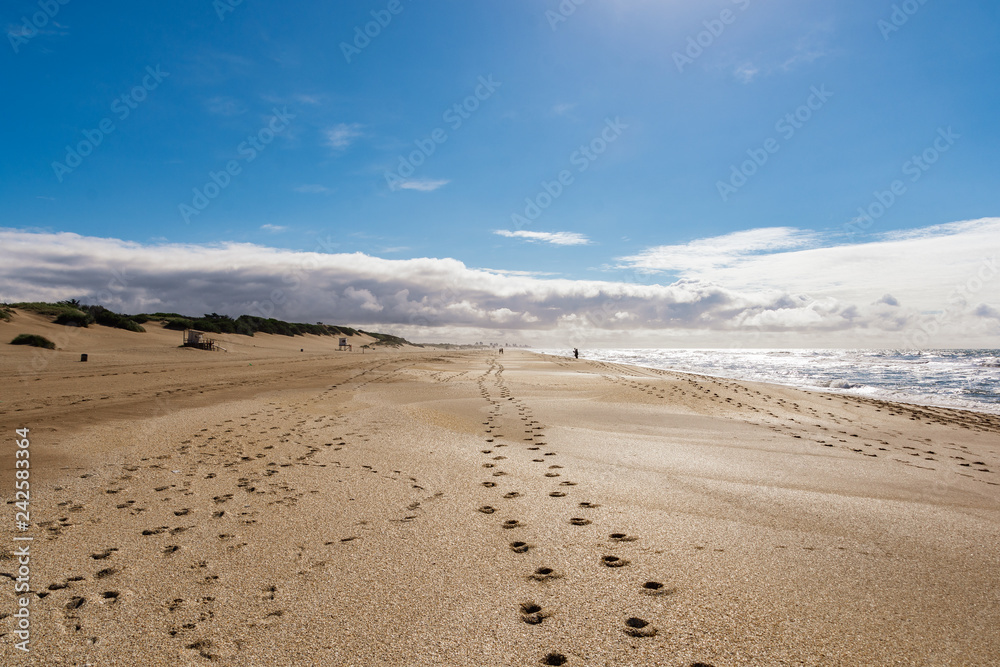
[{"left": 2, "top": 319, "right": 999, "bottom": 665}]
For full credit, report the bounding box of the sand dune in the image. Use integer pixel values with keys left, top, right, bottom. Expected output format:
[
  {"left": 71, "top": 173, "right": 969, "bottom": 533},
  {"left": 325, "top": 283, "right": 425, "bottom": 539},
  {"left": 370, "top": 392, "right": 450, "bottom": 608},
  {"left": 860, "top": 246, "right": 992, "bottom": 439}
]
[{"left": 1, "top": 318, "right": 999, "bottom": 665}]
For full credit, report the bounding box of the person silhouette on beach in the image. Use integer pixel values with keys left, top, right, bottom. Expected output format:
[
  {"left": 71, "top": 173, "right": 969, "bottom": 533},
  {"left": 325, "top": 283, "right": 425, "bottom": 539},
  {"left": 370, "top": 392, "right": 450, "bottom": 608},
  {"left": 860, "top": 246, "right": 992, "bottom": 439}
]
[{"left": 573, "top": 348, "right": 579, "bottom": 359}]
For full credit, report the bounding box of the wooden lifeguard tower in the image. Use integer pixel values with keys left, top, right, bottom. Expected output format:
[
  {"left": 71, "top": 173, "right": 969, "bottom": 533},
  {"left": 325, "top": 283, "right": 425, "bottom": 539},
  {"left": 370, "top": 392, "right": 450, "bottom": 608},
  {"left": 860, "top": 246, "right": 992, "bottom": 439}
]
[
  {"left": 338, "top": 337, "right": 352, "bottom": 351},
  {"left": 182, "top": 329, "right": 217, "bottom": 351}
]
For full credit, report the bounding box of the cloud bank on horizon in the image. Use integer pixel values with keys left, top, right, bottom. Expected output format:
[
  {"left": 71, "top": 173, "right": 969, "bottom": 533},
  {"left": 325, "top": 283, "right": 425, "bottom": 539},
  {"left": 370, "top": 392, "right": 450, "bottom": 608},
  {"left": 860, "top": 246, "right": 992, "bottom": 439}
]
[{"left": 1, "top": 218, "right": 996, "bottom": 348}]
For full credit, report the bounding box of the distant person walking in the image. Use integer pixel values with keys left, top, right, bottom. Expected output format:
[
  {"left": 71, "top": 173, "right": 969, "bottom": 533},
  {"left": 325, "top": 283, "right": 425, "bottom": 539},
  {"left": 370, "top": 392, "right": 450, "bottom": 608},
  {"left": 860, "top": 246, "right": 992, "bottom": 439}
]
[{"left": 573, "top": 348, "right": 579, "bottom": 359}]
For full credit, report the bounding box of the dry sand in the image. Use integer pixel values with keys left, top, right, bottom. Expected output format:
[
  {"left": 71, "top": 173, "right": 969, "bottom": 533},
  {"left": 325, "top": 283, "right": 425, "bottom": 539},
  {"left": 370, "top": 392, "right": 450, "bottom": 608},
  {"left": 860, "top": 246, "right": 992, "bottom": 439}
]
[{"left": 1, "top": 313, "right": 999, "bottom": 666}]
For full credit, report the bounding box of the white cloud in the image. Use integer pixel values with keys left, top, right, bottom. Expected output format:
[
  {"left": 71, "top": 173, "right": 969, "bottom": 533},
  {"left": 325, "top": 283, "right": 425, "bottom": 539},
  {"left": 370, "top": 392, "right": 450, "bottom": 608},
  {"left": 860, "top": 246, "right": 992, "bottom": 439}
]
[
  {"left": 552, "top": 103, "right": 576, "bottom": 115},
  {"left": 875, "top": 294, "right": 899, "bottom": 307},
  {"left": 344, "top": 286, "right": 383, "bottom": 312},
  {"left": 294, "top": 184, "right": 329, "bottom": 194},
  {"left": 206, "top": 96, "right": 246, "bottom": 116},
  {"left": 260, "top": 224, "right": 286, "bottom": 232},
  {"left": 494, "top": 230, "right": 592, "bottom": 246},
  {"left": 618, "top": 227, "right": 816, "bottom": 273},
  {"left": 478, "top": 268, "right": 559, "bottom": 277},
  {"left": 614, "top": 218, "right": 1000, "bottom": 345},
  {"left": 734, "top": 63, "right": 759, "bottom": 83},
  {"left": 0, "top": 220, "right": 996, "bottom": 347},
  {"left": 396, "top": 179, "right": 450, "bottom": 192},
  {"left": 779, "top": 35, "right": 830, "bottom": 72},
  {"left": 325, "top": 123, "right": 363, "bottom": 150}
]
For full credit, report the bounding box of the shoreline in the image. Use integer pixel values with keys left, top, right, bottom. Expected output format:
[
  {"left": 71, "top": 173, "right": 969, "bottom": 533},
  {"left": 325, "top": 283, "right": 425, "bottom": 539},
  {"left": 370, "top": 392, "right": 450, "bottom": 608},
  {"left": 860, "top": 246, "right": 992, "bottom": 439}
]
[{"left": 533, "top": 348, "right": 1000, "bottom": 417}]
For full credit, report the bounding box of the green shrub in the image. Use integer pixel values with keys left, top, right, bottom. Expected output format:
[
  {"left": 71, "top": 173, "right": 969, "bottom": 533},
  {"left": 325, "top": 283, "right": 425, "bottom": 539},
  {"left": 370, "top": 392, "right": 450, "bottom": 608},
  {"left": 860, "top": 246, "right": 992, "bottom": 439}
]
[
  {"left": 84, "top": 305, "right": 145, "bottom": 332},
  {"left": 189, "top": 319, "right": 222, "bottom": 334},
  {"left": 7, "top": 302, "right": 386, "bottom": 344},
  {"left": 163, "top": 318, "right": 195, "bottom": 331},
  {"left": 10, "top": 334, "right": 55, "bottom": 349},
  {"left": 53, "top": 310, "right": 95, "bottom": 327},
  {"left": 13, "top": 301, "right": 90, "bottom": 321},
  {"left": 359, "top": 330, "right": 418, "bottom": 347}
]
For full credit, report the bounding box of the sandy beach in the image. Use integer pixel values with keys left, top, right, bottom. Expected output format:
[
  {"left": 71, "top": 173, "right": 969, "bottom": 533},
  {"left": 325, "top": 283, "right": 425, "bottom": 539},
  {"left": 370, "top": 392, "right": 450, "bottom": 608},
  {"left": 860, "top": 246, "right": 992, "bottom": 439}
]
[{"left": 2, "top": 318, "right": 999, "bottom": 666}]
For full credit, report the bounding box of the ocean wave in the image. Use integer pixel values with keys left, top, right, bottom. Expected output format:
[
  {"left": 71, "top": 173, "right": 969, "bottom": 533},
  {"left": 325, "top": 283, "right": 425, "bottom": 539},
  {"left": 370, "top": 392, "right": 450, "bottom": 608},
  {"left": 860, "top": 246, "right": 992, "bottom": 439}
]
[
  {"left": 537, "top": 348, "right": 1000, "bottom": 415},
  {"left": 825, "top": 379, "right": 860, "bottom": 389}
]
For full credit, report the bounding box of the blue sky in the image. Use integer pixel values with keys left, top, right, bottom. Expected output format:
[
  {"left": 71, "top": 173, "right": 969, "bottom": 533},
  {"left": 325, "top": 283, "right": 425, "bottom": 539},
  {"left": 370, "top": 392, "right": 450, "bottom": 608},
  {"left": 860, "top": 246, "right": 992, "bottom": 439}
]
[{"left": 2, "top": 0, "right": 999, "bottom": 345}]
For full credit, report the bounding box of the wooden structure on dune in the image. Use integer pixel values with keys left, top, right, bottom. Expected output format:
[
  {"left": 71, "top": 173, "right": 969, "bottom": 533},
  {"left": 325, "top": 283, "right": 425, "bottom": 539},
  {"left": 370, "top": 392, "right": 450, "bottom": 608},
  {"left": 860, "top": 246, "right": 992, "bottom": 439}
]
[{"left": 182, "top": 329, "right": 217, "bottom": 351}]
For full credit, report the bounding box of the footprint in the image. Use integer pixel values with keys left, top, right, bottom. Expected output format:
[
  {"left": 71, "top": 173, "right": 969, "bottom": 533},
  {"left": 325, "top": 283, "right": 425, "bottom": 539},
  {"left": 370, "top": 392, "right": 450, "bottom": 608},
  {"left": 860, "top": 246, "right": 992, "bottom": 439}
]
[
  {"left": 503, "top": 492, "right": 522, "bottom": 499},
  {"left": 528, "top": 567, "right": 560, "bottom": 582},
  {"left": 610, "top": 533, "right": 637, "bottom": 542},
  {"left": 510, "top": 541, "right": 530, "bottom": 553},
  {"left": 520, "top": 601, "right": 549, "bottom": 625},
  {"left": 641, "top": 581, "right": 671, "bottom": 596},
  {"left": 502, "top": 519, "right": 522, "bottom": 529},
  {"left": 549, "top": 492, "right": 567, "bottom": 498},
  {"left": 478, "top": 506, "right": 496, "bottom": 514},
  {"left": 569, "top": 518, "right": 591, "bottom": 526},
  {"left": 578, "top": 502, "right": 599, "bottom": 509},
  {"left": 624, "top": 617, "right": 657, "bottom": 637},
  {"left": 601, "top": 555, "right": 629, "bottom": 568},
  {"left": 541, "top": 654, "right": 568, "bottom": 666}
]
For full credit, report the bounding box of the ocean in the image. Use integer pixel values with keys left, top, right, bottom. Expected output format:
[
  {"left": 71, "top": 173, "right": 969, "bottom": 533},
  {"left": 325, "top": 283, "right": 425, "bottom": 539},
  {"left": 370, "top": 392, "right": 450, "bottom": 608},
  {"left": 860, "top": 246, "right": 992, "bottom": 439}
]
[{"left": 536, "top": 348, "right": 1000, "bottom": 415}]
